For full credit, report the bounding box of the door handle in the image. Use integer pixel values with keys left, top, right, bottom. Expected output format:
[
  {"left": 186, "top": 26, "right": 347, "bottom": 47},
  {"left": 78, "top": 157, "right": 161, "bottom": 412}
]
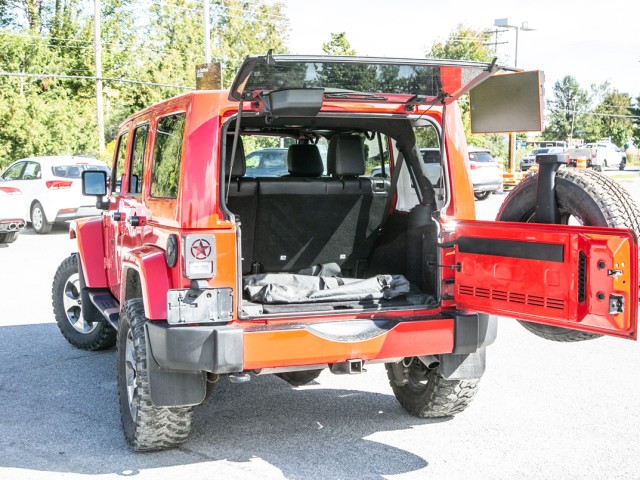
[{"left": 127, "top": 215, "right": 147, "bottom": 227}]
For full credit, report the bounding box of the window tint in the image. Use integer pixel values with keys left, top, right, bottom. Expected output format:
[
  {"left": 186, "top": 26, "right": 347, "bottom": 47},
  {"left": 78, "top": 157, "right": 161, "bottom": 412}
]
[
  {"left": 52, "top": 164, "right": 108, "bottom": 178},
  {"left": 3, "top": 162, "right": 25, "bottom": 180},
  {"left": 129, "top": 124, "right": 148, "bottom": 194},
  {"left": 113, "top": 132, "right": 129, "bottom": 194},
  {"left": 23, "top": 162, "right": 41, "bottom": 180},
  {"left": 151, "top": 113, "right": 185, "bottom": 198}
]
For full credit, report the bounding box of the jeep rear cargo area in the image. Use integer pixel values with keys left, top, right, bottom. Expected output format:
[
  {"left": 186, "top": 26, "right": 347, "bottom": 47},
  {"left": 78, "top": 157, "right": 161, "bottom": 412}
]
[{"left": 222, "top": 115, "right": 444, "bottom": 317}]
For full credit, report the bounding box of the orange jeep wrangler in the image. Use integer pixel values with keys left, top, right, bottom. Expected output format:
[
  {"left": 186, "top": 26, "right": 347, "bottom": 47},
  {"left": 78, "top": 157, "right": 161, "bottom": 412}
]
[{"left": 52, "top": 55, "right": 639, "bottom": 451}]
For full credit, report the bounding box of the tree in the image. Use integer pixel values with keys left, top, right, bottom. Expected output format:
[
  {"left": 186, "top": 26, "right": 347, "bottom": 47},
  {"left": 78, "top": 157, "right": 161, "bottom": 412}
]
[
  {"left": 322, "top": 32, "right": 356, "bottom": 56},
  {"left": 587, "top": 90, "right": 634, "bottom": 146},
  {"left": 543, "top": 76, "right": 591, "bottom": 142},
  {"left": 425, "top": 25, "right": 503, "bottom": 157},
  {"left": 426, "top": 24, "right": 494, "bottom": 62}
]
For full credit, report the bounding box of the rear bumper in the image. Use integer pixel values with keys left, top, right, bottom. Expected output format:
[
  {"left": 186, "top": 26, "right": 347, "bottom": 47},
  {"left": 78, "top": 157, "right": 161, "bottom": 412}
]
[
  {"left": 0, "top": 219, "right": 26, "bottom": 232},
  {"left": 144, "top": 311, "right": 496, "bottom": 374}
]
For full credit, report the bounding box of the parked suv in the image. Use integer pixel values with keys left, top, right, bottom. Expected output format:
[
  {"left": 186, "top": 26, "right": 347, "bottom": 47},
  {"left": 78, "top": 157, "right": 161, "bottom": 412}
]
[{"left": 52, "top": 55, "right": 640, "bottom": 451}]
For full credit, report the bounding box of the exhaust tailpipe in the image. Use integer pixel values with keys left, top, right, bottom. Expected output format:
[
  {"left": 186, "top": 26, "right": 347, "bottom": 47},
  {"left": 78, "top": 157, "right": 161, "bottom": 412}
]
[{"left": 418, "top": 355, "right": 440, "bottom": 369}]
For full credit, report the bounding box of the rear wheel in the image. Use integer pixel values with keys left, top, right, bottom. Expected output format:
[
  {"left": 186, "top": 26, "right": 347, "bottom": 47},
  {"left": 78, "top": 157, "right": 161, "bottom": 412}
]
[
  {"left": 118, "top": 299, "right": 193, "bottom": 451},
  {"left": 385, "top": 359, "right": 479, "bottom": 418},
  {"left": 31, "top": 201, "right": 53, "bottom": 234},
  {"left": 474, "top": 191, "right": 491, "bottom": 201},
  {"left": 619, "top": 158, "right": 626, "bottom": 171},
  {"left": 52, "top": 254, "right": 116, "bottom": 350},
  {"left": 497, "top": 168, "right": 640, "bottom": 342},
  {"left": 0, "top": 232, "right": 18, "bottom": 243}
]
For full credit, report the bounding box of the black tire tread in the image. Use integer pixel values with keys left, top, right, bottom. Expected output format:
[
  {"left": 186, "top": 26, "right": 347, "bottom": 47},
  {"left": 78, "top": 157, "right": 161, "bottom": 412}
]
[
  {"left": 52, "top": 254, "right": 116, "bottom": 351},
  {"left": 118, "top": 299, "right": 193, "bottom": 451},
  {"left": 0, "top": 231, "right": 18, "bottom": 243},
  {"left": 497, "top": 169, "right": 640, "bottom": 342},
  {"left": 385, "top": 363, "right": 479, "bottom": 418}
]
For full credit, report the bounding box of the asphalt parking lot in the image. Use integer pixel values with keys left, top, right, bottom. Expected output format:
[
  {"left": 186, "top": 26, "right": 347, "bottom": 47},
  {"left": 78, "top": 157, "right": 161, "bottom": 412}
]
[{"left": 1, "top": 168, "right": 639, "bottom": 480}]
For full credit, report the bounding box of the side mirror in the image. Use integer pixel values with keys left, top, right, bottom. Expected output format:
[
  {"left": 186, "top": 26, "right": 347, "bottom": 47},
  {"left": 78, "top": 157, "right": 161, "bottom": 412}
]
[{"left": 82, "top": 170, "right": 107, "bottom": 196}]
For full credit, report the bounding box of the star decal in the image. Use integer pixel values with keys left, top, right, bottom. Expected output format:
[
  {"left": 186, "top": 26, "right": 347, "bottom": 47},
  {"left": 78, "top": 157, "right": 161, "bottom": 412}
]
[{"left": 190, "top": 239, "right": 211, "bottom": 260}]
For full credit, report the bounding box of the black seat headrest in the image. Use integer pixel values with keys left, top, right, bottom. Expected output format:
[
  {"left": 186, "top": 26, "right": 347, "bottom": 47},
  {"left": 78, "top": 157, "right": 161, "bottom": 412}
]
[
  {"left": 287, "top": 144, "right": 324, "bottom": 177},
  {"left": 327, "top": 134, "right": 365, "bottom": 176},
  {"left": 225, "top": 136, "right": 246, "bottom": 178}
]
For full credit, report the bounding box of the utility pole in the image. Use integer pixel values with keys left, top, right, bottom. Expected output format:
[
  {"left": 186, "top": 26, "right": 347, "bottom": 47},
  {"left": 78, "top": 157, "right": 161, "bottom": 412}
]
[
  {"left": 94, "top": 0, "right": 105, "bottom": 152},
  {"left": 204, "top": 0, "right": 211, "bottom": 64}
]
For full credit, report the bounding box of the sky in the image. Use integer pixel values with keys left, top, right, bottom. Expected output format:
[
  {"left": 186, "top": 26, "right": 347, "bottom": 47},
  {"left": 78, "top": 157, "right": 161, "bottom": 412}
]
[{"left": 281, "top": 0, "right": 640, "bottom": 100}]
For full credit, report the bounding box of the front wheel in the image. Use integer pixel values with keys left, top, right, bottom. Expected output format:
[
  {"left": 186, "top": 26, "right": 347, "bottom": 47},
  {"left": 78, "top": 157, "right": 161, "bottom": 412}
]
[
  {"left": 385, "top": 359, "right": 479, "bottom": 418},
  {"left": 52, "top": 254, "right": 116, "bottom": 350},
  {"left": 118, "top": 299, "right": 193, "bottom": 451},
  {"left": 31, "top": 201, "right": 53, "bottom": 234},
  {"left": 474, "top": 191, "right": 491, "bottom": 201},
  {"left": 497, "top": 168, "right": 640, "bottom": 342}
]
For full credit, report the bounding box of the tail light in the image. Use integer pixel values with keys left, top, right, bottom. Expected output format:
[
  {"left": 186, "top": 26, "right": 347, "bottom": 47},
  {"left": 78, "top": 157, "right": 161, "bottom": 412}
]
[
  {"left": 183, "top": 235, "right": 216, "bottom": 280},
  {"left": 46, "top": 180, "right": 73, "bottom": 189},
  {"left": 469, "top": 162, "right": 478, "bottom": 170},
  {"left": 0, "top": 186, "right": 22, "bottom": 195}
]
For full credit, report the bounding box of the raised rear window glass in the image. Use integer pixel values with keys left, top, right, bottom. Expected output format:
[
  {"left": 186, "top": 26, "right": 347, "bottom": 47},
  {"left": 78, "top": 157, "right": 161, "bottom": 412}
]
[
  {"left": 129, "top": 124, "right": 148, "bottom": 194},
  {"left": 151, "top": 113, "right": 185, "bottom": 198}
]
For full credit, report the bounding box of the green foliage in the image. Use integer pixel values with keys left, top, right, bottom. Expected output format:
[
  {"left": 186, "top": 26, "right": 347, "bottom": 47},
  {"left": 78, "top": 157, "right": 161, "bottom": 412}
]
[
  {"left": 426, "top": 24, "right": 494, "bottom": 62},
  {"left": 544, "top": 76, "right": 592, "bottom": 141},
  {"left": 0, "top": 0, "right": 289, "bottom": 171},
  {"left": 322, "top": 32, "right": 356, "bottom": 56}
]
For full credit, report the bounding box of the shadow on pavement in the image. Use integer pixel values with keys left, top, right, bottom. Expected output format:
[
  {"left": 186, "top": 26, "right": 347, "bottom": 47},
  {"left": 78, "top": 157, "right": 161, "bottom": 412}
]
[{"left": 0, "top": 323, "right": 446, "bottom": 479}]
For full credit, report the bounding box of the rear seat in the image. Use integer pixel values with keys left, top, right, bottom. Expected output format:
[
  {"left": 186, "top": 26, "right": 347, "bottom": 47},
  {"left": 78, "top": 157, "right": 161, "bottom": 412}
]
[
  {"left": 225, "top": 136, "right": 389, "bottom": 276},
  {"left": 254, "top": 144, "right": 329, "bottom": 272}
]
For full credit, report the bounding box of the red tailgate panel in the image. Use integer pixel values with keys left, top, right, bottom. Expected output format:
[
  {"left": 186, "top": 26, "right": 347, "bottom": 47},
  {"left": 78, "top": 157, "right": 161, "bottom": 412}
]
[{"left": 454, "top": 220, "right": 638, "bottom": 339}]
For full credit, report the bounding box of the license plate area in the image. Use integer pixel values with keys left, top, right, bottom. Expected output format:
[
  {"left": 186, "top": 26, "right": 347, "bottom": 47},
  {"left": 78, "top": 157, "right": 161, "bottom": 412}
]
[{"left": 167, "top": 288, "right": 233, "bottom": 325}]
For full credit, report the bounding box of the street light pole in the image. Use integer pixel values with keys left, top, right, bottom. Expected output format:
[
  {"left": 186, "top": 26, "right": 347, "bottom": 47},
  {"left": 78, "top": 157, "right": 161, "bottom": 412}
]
[{"left": 204, "top": 0, "right": 211, "bottom": 64}]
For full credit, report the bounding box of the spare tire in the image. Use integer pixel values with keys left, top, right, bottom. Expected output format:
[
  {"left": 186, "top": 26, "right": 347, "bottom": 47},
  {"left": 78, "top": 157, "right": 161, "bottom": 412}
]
[{"left": 497, "top": 168, "right": 640, "bottom": 342}]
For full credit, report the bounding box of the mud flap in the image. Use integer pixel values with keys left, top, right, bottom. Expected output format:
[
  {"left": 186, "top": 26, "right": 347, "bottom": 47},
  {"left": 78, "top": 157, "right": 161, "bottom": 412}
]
[
  {"left": 145, "top": 328, "right": 207, "bottom": 407},
  {"left": 439, "top": 348, "right": 486, "bottom": 380}
]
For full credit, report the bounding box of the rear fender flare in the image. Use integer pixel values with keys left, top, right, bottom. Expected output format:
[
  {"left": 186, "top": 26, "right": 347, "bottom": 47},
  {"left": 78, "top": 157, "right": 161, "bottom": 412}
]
[
  {"left": 121, "top": 246, "right": 172, "bottom": 320},
  {"left": 72, "top": 217, "right": 107, "bottom": 288}
]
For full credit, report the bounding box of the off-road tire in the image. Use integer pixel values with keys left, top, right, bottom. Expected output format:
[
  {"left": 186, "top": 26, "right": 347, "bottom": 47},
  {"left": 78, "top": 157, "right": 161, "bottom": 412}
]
[
  {"left": 276, "top": 369, "right": 323, "bottom": 386},
  {"left": 118, "top": 299, "right": 193, "bottom": 451},
  {"left": 497, "top": 168, "right": 640, "bottom": 342},
  {"left": 385, "top": 360, "right": 479, "bottom": 418},
  {"left": 31, "top": 201, "right": 53, "bottom": 234},
  {"left": 474, "top": 191, "right": 491, "bottom": 201},
  {"left": 0, "top": 232, "right": 18, "bottom": 243},
  {"left": 52, "top": 254, "right": 116, "bottom": 350}
]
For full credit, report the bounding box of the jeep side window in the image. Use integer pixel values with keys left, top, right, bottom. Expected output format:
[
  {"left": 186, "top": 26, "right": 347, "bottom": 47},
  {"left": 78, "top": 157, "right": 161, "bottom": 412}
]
[
  {"left": 151, "top": 113, "right": 185, "bottom": 198},
  {"left": 113, "top": 131, "right": 129, "bottom": 194},
  {"left": 128, "top": 124, "right": 148, "bottom": 194}
]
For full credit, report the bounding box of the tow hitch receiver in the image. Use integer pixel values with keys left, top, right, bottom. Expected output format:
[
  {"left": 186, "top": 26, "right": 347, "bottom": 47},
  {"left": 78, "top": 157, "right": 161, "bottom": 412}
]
[{"left": 330, "top": 359, "right": 365, "bottom": 375}]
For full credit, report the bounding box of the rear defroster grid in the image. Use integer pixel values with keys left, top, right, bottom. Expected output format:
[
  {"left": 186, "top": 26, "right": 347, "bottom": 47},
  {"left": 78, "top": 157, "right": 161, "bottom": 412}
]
[{"left": 458, "top": 285, "right": 565, "bottom": 311}]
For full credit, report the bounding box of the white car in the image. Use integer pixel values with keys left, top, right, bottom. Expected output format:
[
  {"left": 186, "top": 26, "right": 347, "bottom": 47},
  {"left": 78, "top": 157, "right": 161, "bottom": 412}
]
[
  {"left": 0, "top": 156, "right": 109, "bottom": 234},
  {"left": 0, "top": 180, "right": 27, "bottom": 243},
  {"left": 468, "top": 147, "right": 503, "bottom": 200}
]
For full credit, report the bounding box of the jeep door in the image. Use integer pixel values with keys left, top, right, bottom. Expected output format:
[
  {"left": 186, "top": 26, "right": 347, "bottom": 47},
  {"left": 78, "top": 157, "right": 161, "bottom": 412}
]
[{"left": 453, "top": 220, "right": 638, "bottom": 339}]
